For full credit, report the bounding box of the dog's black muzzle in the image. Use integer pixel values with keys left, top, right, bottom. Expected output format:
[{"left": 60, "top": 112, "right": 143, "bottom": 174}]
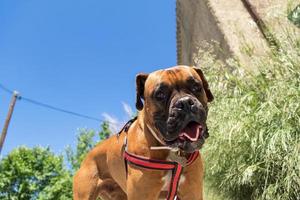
[{"left": 164, "top": 95, "right": 207, "bottom": 141}]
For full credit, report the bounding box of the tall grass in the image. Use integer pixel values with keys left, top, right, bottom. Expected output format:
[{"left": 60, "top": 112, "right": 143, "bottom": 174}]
[{"left": 195, "top": 31, "right": 300, "bottom": 199}]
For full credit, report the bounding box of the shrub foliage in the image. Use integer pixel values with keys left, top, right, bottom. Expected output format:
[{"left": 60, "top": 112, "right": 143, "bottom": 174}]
[
  {"left": 0, "top": 147, "right": 72, "bottom": 200},
  {"left": 0, "top": 122, "right": 111, "bottom": 199},
  {"left": 197, "top": 34, "right": 300, "bottom": 199}
]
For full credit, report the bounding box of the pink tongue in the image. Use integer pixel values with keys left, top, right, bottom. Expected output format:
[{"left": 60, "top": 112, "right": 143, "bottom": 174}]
[{"left": 179, "top": 122, "right": 202, "bottom": 142}]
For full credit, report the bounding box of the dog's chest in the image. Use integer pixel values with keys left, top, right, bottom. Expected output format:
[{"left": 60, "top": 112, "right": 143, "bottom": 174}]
[
  {"left": 159, "top": 171, "right": 186, "bottom": 199},
  {"left": 161, "top": 171, "right": 172, "bottom": 191}
]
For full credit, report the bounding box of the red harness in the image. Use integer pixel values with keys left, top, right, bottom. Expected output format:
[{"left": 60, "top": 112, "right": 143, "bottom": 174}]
[
  {"left": 124, "top": 150, "right": 199, "bottom": 200},
  {"left": 119, "top": 117, "right": 199, "bottom": 200}
]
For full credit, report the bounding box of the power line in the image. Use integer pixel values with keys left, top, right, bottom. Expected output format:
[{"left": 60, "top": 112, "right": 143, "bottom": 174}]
[
  {"left": 0, "top": 84, "right": 14, "bottom": 94},
  {"left": 0, "top": 83, "right": 116, "bottom": 124},
  {"left": 21, "top": 96, "right": 103, "bottom": 122}
]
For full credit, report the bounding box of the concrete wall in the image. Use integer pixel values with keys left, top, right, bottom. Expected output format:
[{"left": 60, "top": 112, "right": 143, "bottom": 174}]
[
  {"left": 176, "top": 0, "right": 232, "bottom": 65},
  {"left": 176, "top": 0, "right": 299, "bottom": 67},
  {"left": 245, "top": 0, "right": 300, "bottom": 42}
]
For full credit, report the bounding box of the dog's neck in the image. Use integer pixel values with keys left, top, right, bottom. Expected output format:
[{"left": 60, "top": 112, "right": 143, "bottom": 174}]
[
  {"left": 139, "top": 111, "right": 165, "bottom": 146},
  {"left": 126, "top": 111, "right": 170, "bottom": 160},
  {"left": 126, "top": 111, "right": 197, "bottom": 165}
]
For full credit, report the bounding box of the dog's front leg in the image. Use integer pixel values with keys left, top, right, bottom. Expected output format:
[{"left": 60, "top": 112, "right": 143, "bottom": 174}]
[
  {"left": 126, "top": 179, "right": 161, "bottom": 200},
  {"left": 126, "top": 170, "right": 164, "bottom": 200},
  {"left": 73, "top": 165, "right": 101, "bottom": 200}
]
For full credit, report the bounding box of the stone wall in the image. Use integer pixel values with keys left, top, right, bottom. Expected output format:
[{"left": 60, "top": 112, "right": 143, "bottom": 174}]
[{"left": 176, "top": 0, "right": 299, "bottom": 68}]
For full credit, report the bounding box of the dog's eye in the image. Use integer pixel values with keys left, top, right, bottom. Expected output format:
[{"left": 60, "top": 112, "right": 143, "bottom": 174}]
[
  {"left": 155, "top": 91, "right": 167, "bottom": 101},
  {"left": 191, "top": 84, "right": 202, "bottom": 93}
]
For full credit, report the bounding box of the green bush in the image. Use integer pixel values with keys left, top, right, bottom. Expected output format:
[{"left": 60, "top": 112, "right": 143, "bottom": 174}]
[
  {"left": 0, "top": 147, "right": 72, "bottom": 200},
  {"left": 0, "top": 122, "right": 112, "bottom": 199},
  {"left": 196, "top": 35, "right": 300, "bottom": 199}
]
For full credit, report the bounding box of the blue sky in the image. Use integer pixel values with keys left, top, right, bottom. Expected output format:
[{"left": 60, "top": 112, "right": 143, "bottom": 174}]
[{"left": 0, "top": 0, "right": 176, "bottom": 156}]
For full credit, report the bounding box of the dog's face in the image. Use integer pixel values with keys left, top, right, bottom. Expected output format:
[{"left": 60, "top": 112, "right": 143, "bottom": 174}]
[{"left": 136, "top": 66, "right": 214, "bottom": 153}]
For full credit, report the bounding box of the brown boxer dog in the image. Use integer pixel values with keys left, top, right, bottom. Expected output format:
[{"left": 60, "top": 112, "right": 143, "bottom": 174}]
[{"left": 73, "top": 65, "right": 213, "bottom": 200}]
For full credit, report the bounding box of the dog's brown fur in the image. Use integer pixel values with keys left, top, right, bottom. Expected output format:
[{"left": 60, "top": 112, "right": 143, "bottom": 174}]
[{"left": 73, "top": 66, "right": 213, "bottom": 200}]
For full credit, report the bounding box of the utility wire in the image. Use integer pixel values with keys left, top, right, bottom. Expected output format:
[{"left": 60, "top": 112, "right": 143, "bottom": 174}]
[
  {"left": 21, "top": 97, "right": 103, "bottom": 122},
  {"left": 0, "top": 83, "right": 117, "bottom": 124},
  {"left": 0, "top": 83, "right": 14, "bottom": 94}
]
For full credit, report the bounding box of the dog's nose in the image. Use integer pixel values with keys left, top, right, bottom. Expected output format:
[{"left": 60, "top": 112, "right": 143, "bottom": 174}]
[{"left": 174, "top": 96, "right": 195, "bottom": 112}]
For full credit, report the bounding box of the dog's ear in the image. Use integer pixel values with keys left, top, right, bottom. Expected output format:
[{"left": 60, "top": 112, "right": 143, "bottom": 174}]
[
  {"left": 192, "top": 67, "right": 214, "bottom": 102},
  {"left": 136, "top": 73, "right": 149, "bottom": 110}
]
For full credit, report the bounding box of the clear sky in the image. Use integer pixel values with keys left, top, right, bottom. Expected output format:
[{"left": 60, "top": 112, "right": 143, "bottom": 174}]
[{"left": 0, "top": 0, "right": 176, "bottom": 156}]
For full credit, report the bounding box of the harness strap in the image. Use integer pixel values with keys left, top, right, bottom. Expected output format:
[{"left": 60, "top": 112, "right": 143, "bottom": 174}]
[
  {"left": 119, "top": 117, "right": 200, "bottom": 200},
  {"left": 124, "top": 150, "right": 199, "bottom": 200},
  {"left": 117, "top": 116, "right": 137, "bottom": 136}
]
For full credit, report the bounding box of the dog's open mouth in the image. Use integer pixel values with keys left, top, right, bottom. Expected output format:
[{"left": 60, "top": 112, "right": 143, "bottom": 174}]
[
  {"left": 164, "top": 121, "right": 206, "bottom": 152},
  {"left": 178, "top": 121, "right": 203, "bottom": 142}
]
